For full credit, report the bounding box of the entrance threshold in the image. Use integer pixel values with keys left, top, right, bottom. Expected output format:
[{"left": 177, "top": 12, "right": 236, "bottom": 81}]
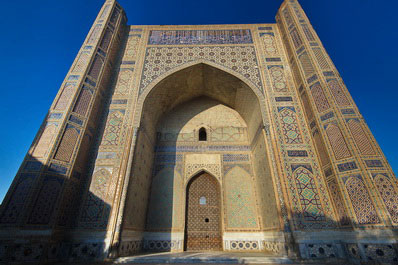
[{"left": 114, "top": 252, "right": 293, "bottom": 264}]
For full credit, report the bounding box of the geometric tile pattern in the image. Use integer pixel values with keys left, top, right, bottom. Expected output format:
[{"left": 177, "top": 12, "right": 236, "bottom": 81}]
[
  {"left": 298, "top": 52, "right": 315, "bottom": 76},
  {"left": 259, "top": 33, "right": 278, "bottom": 56},
  {"left": 79, "top": 169, "right": 111, "bottom": 228},
  {"left": 345, "top": 175, "right": 380, "bottom": 225},
  {"left": 310, "top": 82, "right": 330, "bottom": 113},
  {"left": 362, "top": 244, "right": 398, "bottom": 263},
  {"left": 327, "top": 179, "right": 350, "bottom": 226},
  {"left": 73, "top": 88, "right": 93, "bottom": 116},
  {"left": 139, "top": 46, "right": 263, "bottom": 94},
  {"left": 230, "top": 241, "right": 259, "bottom": 251},
  {"left": 268, "top": 66, "right": 288, "bottom": 92},
  {"left": 327, "top": 79, "right": 350, "bottom": 106},
  {"left": 186, "top": 173, "right": 222, "bottom": 251},
  {"left": 306, "top": 243, "right": 338, "bottom": 258},
  {"left": 373, "top": 174, "right": 398, "bottom": 223},
  {"left": 346, "top": 118, "right": 375, "bottom": 155},
  {"left": 325, "top": 123, "right": 351, "bottom": 160},
  {"left": 292, "top": 166, "right": 325, "bottom": 221},
  {"left": 101, "top": 110, "right": 125, "bottom": 146},
  {"left": 278, "top": 107, "right": 303, "bottom": 144},
  {"left": 312, "top": 48, "right": 329, "bottom": 69},
  {"left": 114, "top": 69, "right": 134, "bottom": 95},
  {"left": 54, "top": 125, "right": 80, "bottom": 163}
]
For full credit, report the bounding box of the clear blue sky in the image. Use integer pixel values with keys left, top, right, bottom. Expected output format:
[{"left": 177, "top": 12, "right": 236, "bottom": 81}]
[{"left": 0, "top": 0, "right": 396, "bottom": 203}]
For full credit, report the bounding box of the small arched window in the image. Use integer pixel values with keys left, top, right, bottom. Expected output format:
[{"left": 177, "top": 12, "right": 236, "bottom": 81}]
[
  {"left": 199, "top": 127, "right": 207, "bottom": 141},
  {"left": 199, "top": 196, "right": 207, "bottom": 205}
]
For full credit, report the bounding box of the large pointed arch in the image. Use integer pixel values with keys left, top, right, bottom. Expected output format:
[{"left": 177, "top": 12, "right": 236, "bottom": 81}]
[
  {"left": 139, "top": 59, "right": 264, "bottom": 101},
  {"left": 133, "top": 60, "right": 267, "bottom": 131}
]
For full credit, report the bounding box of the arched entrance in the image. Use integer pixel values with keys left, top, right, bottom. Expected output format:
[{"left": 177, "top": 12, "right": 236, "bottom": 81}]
[
  {"left": 121, "top": 63, "right": 280, "bottom": 253},
  {"left": 185, "top": 172, "right": 222, "bottom": 251}
]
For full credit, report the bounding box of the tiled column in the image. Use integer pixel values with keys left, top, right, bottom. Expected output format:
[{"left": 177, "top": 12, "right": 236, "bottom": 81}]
[{"left": 276, "top": 0, "right": 398, "bottom": 227}]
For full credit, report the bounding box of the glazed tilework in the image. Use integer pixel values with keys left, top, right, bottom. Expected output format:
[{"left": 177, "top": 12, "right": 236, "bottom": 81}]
[
  {"left": 346, "top": 118, "right": 375, "bottom": 155},
  {"left": 278, "top": 107, "right": 303, "bottom": 144},
  {"left": 291, "top": 165, "right": 325, "bottom": 221},
  {"left": 2, "top": 0, "right": 397, "bottom": 261},
  {"left": 148, "top": 30, "right": 253, "bottom": 45},
  {"left": 327, "top": 179, "right": 350, "bottom": 226},
  {"left": 372, "top": 174, "right": 398, "bottom": 223},
  {"left": 344, "top": 175, "right": 380, "bottom": 225},
  {"left": 139, "top": 46, "right": 263, "bottom": 94}
]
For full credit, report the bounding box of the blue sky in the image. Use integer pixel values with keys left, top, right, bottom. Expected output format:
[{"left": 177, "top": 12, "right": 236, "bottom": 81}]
[{"left": 0, "top": 0, "right": 396, "bottom": 203}]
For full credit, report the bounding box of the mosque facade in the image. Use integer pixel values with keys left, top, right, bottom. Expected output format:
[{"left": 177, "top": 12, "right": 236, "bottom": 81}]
[{"left": 0, "top": 0, "right": 397, "bottom": 263}]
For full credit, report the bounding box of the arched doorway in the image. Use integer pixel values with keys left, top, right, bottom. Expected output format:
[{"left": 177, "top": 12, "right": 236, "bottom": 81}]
[{"left": 185, "top": 172, "right": 222, "bottom": 251}]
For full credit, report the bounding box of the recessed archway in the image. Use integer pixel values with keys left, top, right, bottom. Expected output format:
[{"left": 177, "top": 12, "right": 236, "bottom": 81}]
[{"left": 121, "top": 62, "right": 280, "bottom": 253}]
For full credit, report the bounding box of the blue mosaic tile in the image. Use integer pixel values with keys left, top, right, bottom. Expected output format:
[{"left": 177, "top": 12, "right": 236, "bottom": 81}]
[
  {"left": 85, "top": 77, "right": 96, "bottom": 87},
  {"left": 69, "top": 115, "right": 83, "bottom": 126},
  {"left": 337, "top": 161, "right": 358, "bottom": 172},
  {"left": 287, "top": 150, "right": 308, "bottom": 157},
  {"left": 148, "top": 30, "right": 253, "bottom": 45},
  {"left": 49, "top": 113, "right": 63, "bottom": 120},
  {"left": 258, "top": 26, "right": 273, "bottom": 30},
  {"left": 323, "top": 71, "right": 334, "bottom": 77},
  {"left": 68, "top": 75, "right": 79, "bottom": 81},
  {"left": 266, "top": 57, "right": 281, "bottom": 62},
  {"left": 341, "top": 108, "right": 355, "bottom": 115},
  {"left": 275, "top": 96, "right": 293, "bottom": 102},
  {"left": 307, "top": 74, "right": 317, "bottom": 84},
  {"left": 222, "top": 154, "right": 250, "bottom": 162},
  {"left": 365, "top": 160, "right": 383, "bottom": 168},
  {"left": 277, "top": 106, "right": 295, "bottom": 112},
  {"left": 291, "top": 164, "right": 312, "bottom": 172},
  {"left": 320, "top": 111, "right": 334, "bottom": 121},
  {"left": 259, "top": 32, "right": 274, "bottom": 37}
]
